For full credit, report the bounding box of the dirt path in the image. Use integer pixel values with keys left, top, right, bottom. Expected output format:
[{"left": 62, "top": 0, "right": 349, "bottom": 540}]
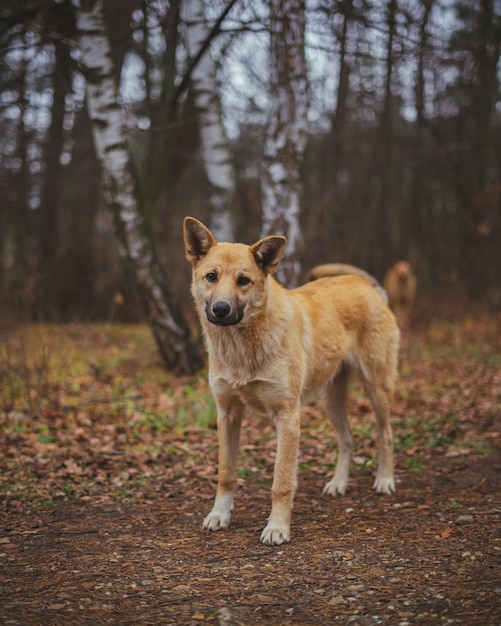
[{"left": 2, "top": 443, "right": 500, "bottom": 625}]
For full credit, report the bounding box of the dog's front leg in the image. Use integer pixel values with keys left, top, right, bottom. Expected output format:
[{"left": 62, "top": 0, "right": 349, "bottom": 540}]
[
  {"left": 203, "top": 395, "right": 244, "bottom": 532},
  {"left": 261, "top": 408, "right": 300, "bottom": 546}
]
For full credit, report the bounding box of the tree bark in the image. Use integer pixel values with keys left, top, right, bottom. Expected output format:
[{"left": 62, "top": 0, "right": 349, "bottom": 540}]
[
  {"left": 260, "top": 0, "right": 308, "bottom": 288},
  {"left": 181, "top": 0, "right": 235, "bottom": 242},
  {"left": 38, "top": 11, "right": 71, "bottom": 311},
  {"left": 13, "top": 35, "right": 31, "bottom": 281},
  {"left": 464, "top": 0, "right": 500, "bottom": 295},
  {"left": 376, "top": 0, "right": 398, "bottom": 273},
  {"left": 142, "top": 0, "right": 181, "bottom": 220},
  {"left": 73, "top": 0, "right": 202, "bottom": 374},
  {"left": 410, "top": 0, "right": 434, "bottom": 282},
  {"left": 322, "top": 0, "right": 353, "bottom": 259}
]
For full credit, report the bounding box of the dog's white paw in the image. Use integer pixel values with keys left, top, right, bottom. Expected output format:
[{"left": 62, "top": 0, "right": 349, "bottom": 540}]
[
  {"left": 203, "top": 510, "right": 231, "bottom": 531},
  {"left": 260, "top": 523, "right": 290, "bottom": 546},
  {"left": 373, "top": 475, "right": 395, "bottom": 494},
  {"left": 322, "top": 478, "right": 347, "bottom": 496}
]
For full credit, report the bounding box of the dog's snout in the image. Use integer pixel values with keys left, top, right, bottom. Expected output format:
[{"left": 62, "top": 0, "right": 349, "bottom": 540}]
[
  {"left": 206, "top": 299, "right": 243, "bottom": 326},
  {"left": 212, "top": 301, "right": 231, "bottom": 319}
]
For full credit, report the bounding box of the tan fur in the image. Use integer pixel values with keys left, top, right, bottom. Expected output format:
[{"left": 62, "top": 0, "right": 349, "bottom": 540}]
[
  {"left": 184, "top": 217, "right": 400, "bottom": 546},
  {"left": 307, "top": 263, "right": 389, "bottom": 304},
  {"left": 383, "top": 261, "right": 417, "bottom": 329}
]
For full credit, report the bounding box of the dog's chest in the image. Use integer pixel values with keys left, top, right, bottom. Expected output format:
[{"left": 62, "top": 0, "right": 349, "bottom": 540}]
[
  {"left": 238, "top": 383, "right": 271, "bottom": 413},
  {"left": 208, "top": 330, "right": 272, "bottom": 380},
  {"left": 206, "top": 323, "right": 293, "bottom": 412},
  {"left": 211, "top": 370, "right": 285, "bottom": 414}
]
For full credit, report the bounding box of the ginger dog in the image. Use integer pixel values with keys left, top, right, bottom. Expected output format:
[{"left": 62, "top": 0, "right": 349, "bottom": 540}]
[
  {"left": 184, "top": 217, "right": 400, "bottom": 546},
  {"left": 384, "top": 261, "right": 416, "bottom": 328}
]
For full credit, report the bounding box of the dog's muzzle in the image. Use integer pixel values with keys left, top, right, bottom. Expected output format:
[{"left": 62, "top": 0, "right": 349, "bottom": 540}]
[{"left": 206, "top": 301, "right": 243, "bottom": 326}]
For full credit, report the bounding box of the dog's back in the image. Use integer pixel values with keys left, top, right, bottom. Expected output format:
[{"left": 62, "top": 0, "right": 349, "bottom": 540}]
[{"left": 307, "top": 263, "right": 388, "bottom": 305}]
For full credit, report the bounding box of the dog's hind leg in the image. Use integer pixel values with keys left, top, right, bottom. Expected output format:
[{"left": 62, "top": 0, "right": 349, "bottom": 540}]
[
  {"left": 360, "top": 371, "right": 396, "bottom": 495},
  {"left": 322, "top": 364, "right": 353, "bottom": 496},
  {"left": 203, "top": 395, "right": 245, "bottom": 532}
]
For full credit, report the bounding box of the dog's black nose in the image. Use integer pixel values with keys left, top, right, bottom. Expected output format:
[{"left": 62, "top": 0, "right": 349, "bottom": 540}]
[{"left": 212, "top": 302, "right": 231, "bottom": 319}]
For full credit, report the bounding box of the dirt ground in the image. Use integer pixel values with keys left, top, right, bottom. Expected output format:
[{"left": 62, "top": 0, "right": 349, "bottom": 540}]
[
  {"left": 1, "top": 320, "right": 501, "bottom": 625},
  {"left": 1, "top": 439, "right": 500, "bottom": 625}
]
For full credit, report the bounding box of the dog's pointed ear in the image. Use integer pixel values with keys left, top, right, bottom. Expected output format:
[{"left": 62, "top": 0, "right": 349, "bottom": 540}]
[
  {"left": 250, "top": 236, "right": 286, "bottom": 275},
  {"left": 184, "top": 217, "right": 217, "bottom": 265}
]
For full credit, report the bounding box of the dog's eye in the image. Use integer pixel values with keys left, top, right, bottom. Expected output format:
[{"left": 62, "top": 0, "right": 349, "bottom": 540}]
[
  {"left": 205, "top": 272, "right": 217, "bottom": 283},
  {"left": 236, "top": 276, "right": 251, "bottom": 287}
]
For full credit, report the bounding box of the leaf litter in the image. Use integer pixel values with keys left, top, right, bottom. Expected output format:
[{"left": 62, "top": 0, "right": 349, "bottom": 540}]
[{"left": 1, "top": 317, "right": 500, "bottom": 624}]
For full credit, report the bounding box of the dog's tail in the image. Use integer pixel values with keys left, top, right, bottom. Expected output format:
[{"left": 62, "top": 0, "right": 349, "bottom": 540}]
[{"left": 307, "top": 263, "right": 389, "bottom": 305}]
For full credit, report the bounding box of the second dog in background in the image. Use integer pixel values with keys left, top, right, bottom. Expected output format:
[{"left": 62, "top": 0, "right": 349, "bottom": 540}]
[{"left": 383, "top": 261, "right": 417, "bottom": 329}]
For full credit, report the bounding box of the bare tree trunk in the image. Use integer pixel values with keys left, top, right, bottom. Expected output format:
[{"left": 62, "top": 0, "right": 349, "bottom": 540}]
[
  {"left": 377, "top": 0, "right": 397, "bottom": 272},
  {"left": 38, "top": 10, "right": 71, "bottom": 313},
  {"left": 410, "top": 0, "right": 434, "bottom": 283},
  {"left": 66, "top": 104, "right": 100, "bottom": 315},
  {"left": 73, "top": 0, "right": 202, "bottom": 374},
  {"left": 142, "top": 0, "right": 182, "bottom": 219},
  {"left": 181, "top": 0, "right": 235, "bottom": 242},
  {"left": 260, "top": 0, "right": 308, "bottom": 287},
  {"left": 322, "top": 0, "right": 353, "bottom": 259},
  {"left": 464, "top": 0, "right": 500, "bottom": 295},
  {"left": 13, "top": 36, "right": 31, "bottom": 288}
]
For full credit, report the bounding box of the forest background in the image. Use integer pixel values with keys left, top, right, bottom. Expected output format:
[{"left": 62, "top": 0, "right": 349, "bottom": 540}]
[
  {"left": 1, "top": 3, "right": 501, "bottom": 621},
  {"left": 1, "top": 0, "right": 500, "bottom": 354}
]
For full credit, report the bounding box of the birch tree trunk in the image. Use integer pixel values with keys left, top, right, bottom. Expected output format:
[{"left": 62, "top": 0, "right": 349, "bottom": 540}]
[
  {"left": 181, "top": 0, "right": 235, "bottom": 242},
  {"left": 260, "top": 0, "right": 308, "bottom": 287},
  {"left": 73, "top": 0, "right": 202, "bottom": 374}
]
